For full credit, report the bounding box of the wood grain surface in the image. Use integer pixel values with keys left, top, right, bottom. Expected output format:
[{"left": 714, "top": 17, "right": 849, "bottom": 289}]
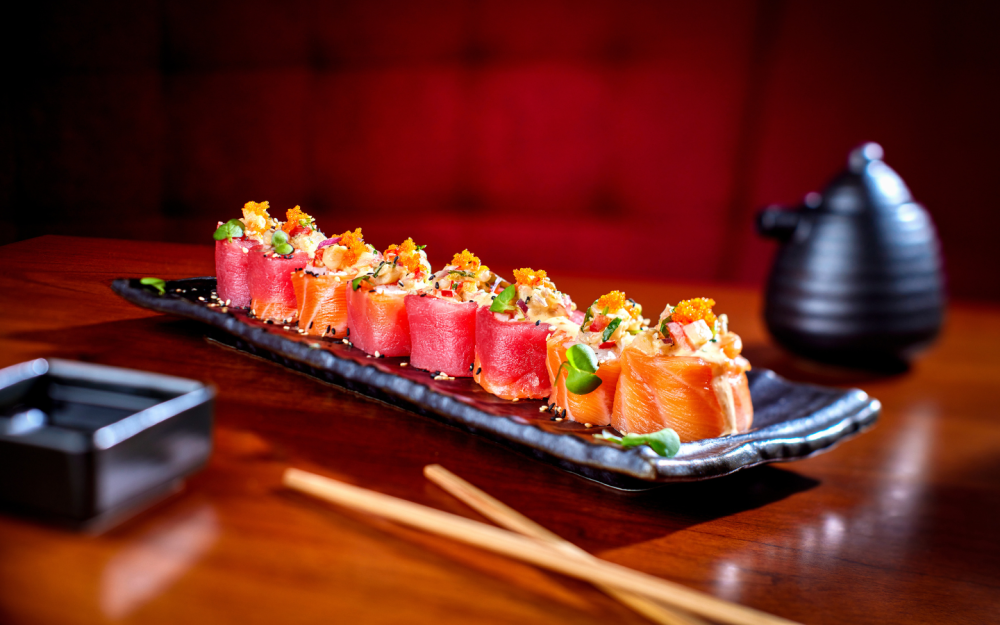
[{"left": 0, "top": 235, "right": 997, "bottom": 624}]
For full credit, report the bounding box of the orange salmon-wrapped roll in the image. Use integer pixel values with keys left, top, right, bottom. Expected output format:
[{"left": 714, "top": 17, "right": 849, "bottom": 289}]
[
  {"left": 292, "top": 228, "right": 380, "bottom": 338},
  {"left": 346, "top": 238, "right": 432, "bottom": 357},
  {"left": 611, "top": 298, "right": 753, "bottom": 441},
  {"left": 545, "top": 291, "right": 646, "bottom": 426}
]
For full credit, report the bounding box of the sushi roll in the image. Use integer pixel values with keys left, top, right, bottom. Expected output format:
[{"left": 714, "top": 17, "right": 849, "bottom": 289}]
[
  {"left": 611, "top": 298, "right": 753, "bottom": 441},
  {"left": 404, "top": 250, "right": 507, "bottom": 377},
  {"left": 346, "top": 238, "right": 431, "bottom": 357},
  {"left": 213, "top": 200, "right": 275, "bottom": 308},
  {"left": 545, "top": 291, "right": 647, "bottom": 425},
  {"left": 291, "top": 228, "right": 380, "bottom": 338},
  {"left": 248, "top": 206, "right": 327, "bottom": 323},
  {"left": 473, "top": 268, "right": 579, "bottom": 400}
]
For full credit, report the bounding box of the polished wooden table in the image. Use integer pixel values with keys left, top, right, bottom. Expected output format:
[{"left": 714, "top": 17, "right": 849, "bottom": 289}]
[{"left": 1, "top": 235, "right": 997, "bottom": 624}]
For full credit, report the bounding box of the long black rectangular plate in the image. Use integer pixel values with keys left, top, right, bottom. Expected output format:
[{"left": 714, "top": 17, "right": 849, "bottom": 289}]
[{"left": 112, "top": 277, "right": 880, "bottom": 489}]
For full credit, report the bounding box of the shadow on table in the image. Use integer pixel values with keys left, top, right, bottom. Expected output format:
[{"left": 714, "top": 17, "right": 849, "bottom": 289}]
[{"left": 741, "top": 344, "right": 911, "bottom": 387}]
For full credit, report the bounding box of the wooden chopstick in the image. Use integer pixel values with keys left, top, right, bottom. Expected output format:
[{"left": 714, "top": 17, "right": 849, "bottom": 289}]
[
  {"left": 283, "top": 468, "right": 800, "bottom": 625},
  {"left": 423, "top": 464, "right": 708, "bottom": 625}
]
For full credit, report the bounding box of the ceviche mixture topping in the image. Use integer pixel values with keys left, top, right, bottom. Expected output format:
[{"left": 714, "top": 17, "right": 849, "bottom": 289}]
[
  {"left": 489, "top": 267, "right": 576, "bottom": 324},
  {"left": 427, "top": 250, "right": 506, "bottom": 303},
  {"left": 306, "top": 228, "right": 381, "bottom": 277},
  {"left": 627, "top": 297, "right": 749, "bottom": 370},
  {"left": 574, "top": 290, "right": 648, "bottom": 359},
  {"left": 352, "top": 238, "right": 431, "bottom": 292},
  {"left": 213, "top": 200, "right": 277, "bottom": 243},
  {"left": 259, "top": 206, "right": 326, "bottom": 256}
]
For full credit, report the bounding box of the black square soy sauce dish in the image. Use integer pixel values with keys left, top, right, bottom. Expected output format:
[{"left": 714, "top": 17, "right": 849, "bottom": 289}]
[{"left": 0, "top": 359, "right": 215, "bottom": 532}]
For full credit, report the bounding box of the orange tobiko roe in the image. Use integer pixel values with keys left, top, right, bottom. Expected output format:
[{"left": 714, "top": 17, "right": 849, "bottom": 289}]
[
  {"left": 450, "top": 249, "right": 482, "bottom": 272},
  {"left": 671, "top": 298, "right": 717, "bottom": 328},
  {"left": 513, "top": 268, "right": 553, "bottom": 289},
  {"left": 384, "top": 238, "right": 423, "bottom": 274},
  {"left": 281, "top": 206, "right": 314, "bottom": 234}
]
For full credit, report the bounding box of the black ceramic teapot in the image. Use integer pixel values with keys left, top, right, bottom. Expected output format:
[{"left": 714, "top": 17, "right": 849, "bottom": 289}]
[{"left": 757, "top": 143, "right": 945, "bottom": 369}]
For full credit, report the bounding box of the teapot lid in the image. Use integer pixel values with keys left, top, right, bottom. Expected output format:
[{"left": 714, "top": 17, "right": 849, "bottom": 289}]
[{"left": 814, "top": 142, "right": 914, "bottom": 214}]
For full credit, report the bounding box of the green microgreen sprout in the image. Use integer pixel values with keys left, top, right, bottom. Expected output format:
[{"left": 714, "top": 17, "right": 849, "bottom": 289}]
[
  {"left": 489, "top": 284, "right": 519, "bottom": 314},
  {"left": 601, "top": 318, "right": 622, "bottom": 343},
  {"left": 594, "top": 427, "right": 681, "bottom": 458},
  {"left": 553, "top": 343, "right": 602, "bottom": 395},
  {"left": 140, "top": 277, "right": 166, "bottom": 295},
  {"left": 213, "top": 218, "right": 245, "bottom": 242}
]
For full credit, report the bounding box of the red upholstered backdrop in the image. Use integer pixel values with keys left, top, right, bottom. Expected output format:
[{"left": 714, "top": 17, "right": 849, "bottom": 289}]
[{"left": 3, "top": 1, "right": 999, "bottom": 301}]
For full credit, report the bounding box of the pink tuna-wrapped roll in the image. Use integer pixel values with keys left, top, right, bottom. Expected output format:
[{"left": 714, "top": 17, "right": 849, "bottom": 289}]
[
  {"left": 247, "top": 247, "right": 309, "bottom": 322},
  {"left": 404, "top": 294, "right": 478, "bottom": 377},
  {"left": 472, "top": 306, "right": 551, "bottom": 399},
  {"left": 215, "top": 237, "right": 255, "bottom": 308}
]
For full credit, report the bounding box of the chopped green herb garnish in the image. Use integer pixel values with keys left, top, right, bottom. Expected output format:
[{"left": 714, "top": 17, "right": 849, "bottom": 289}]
[
  {"left": 213, "top": 218, "right": 244, "bottom": 242},
  {"left": 352, "top": 275, "right": 372, "bottom": 291},
  {"left": 580, "top": 300, "right": 596, "bottom": 329},
  {"left": 601, "top": 318, "right": 622, "bottom": 343},
  {"left": 489, "top": 284, "right": 519, "bottom": 314},
  {"left": 448, "top": 270, "right": 475, "bottom": 279},
  {"left": 594, "top": 427, "right": 681, "bottom": 457},
  {"left": 140, "top": 277, "right": 166, "bottom": 295}
]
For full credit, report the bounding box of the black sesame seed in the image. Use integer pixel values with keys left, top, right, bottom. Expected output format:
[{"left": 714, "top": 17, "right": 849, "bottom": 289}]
[
  {"left": 435, "top": 282, "right": 440, "bottom": 289},
  {"left": 535, "top": 320, "right": 540, "bottom": 326},
  {"left": 550, "top": 415, "right": 559, "bottom": 421},
  {"left": 420, "top": 293, "right": 427, "bottom": 297},
  {"left": 346, "top": 327, "right": 350, "bottom": 336},
  {"left": 308, "top": 321, "right": 314, "bottom": 329},
  {"left": 475, "top": 367, "right": 482, "bottom": 375},
  {"left": 326, "top": 325, "right": 331, "bottom": 334},
  {"left": 469, "top": 363, "right": 474, "bottom": 372}
]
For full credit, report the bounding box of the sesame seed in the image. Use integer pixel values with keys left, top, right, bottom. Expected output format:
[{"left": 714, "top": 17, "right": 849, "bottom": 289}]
[
  {"left": 400, "top": 362, "right": 408, "bottom": 367},
  {"left": 469, "top": 363, "right": 474, "bottom": 372},
  {"left": 283, "top": 326, "right": 290, "bottom": 330},
  {"left": 538, "top": 406, "right": 547, "bottom": 412},
  {"left": 242, "top": 247, "right": 249, "bottom": 253},
  {"left": 512, "top": 398, "right": 519, "bottom": 402},
  {"left": 175, "top": 289, "right": 182, "bottom": 293},
  {"left": 584, "top": 423, "right": 593, "bottom": 428},
  {"left": 374, "top": 351, "right": 381, "bottom": 358},
  {"left": 342, "top": 338, "right": 350, "bottom": 344},
  {"left": 535, "top": 320, "right": 540, "bottom": 326},
  {"left": 221, "top": 307, "right": 228, "bottom": 313},
  {"left": 308, "top": 321, "right": 314, "bottom": 329},
  {"left": 326, "top": 325, "right": 332, "bottom": 334},
  {"left": 555, "top": 417, "right": 563, "bottom": 422},
  {"left": 475, "top": 367, "right": 481, "bottom": 375},
  {"left": 198, "top": 296, "right": 206, "bottom": 301},
  {"left": 225, "top": 299, "right": 231, "bottom": 306}
]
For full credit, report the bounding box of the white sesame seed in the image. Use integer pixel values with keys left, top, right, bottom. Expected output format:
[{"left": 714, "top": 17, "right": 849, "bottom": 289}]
[
  {"left": 374, "top": 351, "right": 381, "bottom": 358},
  {"left": 198, "top": 296, "right": 205, "bottom": 301},
  {"left": 512, "top": 398, "right": 519, "bottom": 402},
  {"left": 221, "top": 307, "right": 228, "bottom": 313},
  {"left": 400, "top": 362, "right": 408, "bottom": 367},
  {"left": 225, "top": 299, "right": 231, "bottom": 306},
  {"left": 538, "top": 406, "right": 547, "bottom": 412},
  {"left": 283, "top": 326, "right": 290, "bottom": 330},
  {"left": 555, "top": 417, "right": 563, "bottom": 421},
  {"left": 584, "top": 423, "right": 593, "bottom": 428},
  {"left": 242, "top": 247, "right": 249, "bottom": 253}
]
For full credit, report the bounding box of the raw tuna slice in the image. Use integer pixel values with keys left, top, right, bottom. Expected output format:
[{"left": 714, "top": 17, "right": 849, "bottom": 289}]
[
  {"left": 472, "top": 306, "right": 551, "bottom": 399},
  {"left": 544, "top": 341, "right": 620, "bottom": 426},
  {"left": 405, "top": 295, "right": 478, "bottom": 377},
  {"left": 291, "top": 271, "right": 350, "bottom": 338},
  {"left": 346, "top": 287, "right": 411, "bottom": 357},
  {"left": 215, "top": 237, "right": 255, "bottom": 308},
  {"left": 247, "top": 248, "right": 309, "bottom": 322},
  {"left": 611, "top": 351, "right": 753, "bottom": 441}
]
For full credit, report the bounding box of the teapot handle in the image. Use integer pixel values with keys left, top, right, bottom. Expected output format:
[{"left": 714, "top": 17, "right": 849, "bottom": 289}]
[{"left": 756, "top": 205, "right": 800, "bottom": 242}]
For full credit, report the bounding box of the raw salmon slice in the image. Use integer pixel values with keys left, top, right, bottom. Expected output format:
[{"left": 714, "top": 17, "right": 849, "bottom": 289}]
[
  {"left": 473, "top": 307, "right": 550, "bottom": 399},
  {"left": 291, "top": 271, "right": 349, "bottom": 338},
  {"left": 545, "top": 341, "right": 620, "bottom": 426},
  {"left": 405, "top": 294, "right": 478, "bottom": 377},
  {"left": 215, "top": 237, "right": 255, "bottom": 308},
  {"left": 346, "top": 287, "right": 411, "bottom": 357},
  {"left": 611, "top": 350, "right": 752, "bottom": 441},
  {"left": 248, "top": 248, "right": 309, "bottom": 322}
]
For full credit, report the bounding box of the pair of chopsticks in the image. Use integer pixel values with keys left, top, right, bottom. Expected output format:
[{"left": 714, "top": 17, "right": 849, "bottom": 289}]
[{"left": 283, "top": 467, "right": 799, "bottom": 625}]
